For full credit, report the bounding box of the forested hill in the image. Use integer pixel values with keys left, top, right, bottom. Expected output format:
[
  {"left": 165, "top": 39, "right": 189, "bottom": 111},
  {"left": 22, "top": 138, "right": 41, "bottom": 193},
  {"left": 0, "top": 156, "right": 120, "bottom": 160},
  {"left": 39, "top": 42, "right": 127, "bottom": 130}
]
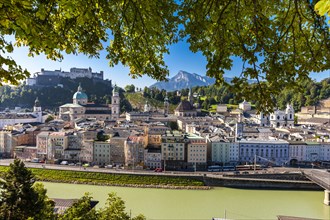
[
  {"left": 0, "top": 77, "right": 113, "bottom": 110},
  {"left": 0, "top": 77, "right": 329, "bottom": 113},
  {"left": 141, "top": 77, "right": 330, "bottom": 112}
]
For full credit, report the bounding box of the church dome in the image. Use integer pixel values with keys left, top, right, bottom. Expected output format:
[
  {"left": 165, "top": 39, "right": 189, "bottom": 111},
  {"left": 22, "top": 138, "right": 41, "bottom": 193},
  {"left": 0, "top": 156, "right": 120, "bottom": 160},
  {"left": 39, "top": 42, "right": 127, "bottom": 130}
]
[{"left": 73, "top": 84, "right": 88, "bottom": 100}]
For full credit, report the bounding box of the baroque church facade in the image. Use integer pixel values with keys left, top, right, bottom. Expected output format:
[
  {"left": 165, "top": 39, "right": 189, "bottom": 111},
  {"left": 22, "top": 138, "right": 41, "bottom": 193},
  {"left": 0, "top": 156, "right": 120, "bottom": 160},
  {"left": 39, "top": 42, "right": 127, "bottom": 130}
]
[
  {"left": 59, "top": 84, "right": 120, "bottom": 122},
  {"left": 257, "top": 104, "right": 295, "bottom": 127}
]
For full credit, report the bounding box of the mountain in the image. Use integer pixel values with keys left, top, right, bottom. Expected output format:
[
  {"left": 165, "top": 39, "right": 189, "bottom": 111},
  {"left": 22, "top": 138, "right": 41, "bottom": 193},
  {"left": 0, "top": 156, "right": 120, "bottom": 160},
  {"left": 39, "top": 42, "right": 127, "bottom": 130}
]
[
  {"left": 150, "top": 71, "right": 218, "bottom": 91},
  {"left": 149, "top": 70, "right": 259, "bottom": 91}
]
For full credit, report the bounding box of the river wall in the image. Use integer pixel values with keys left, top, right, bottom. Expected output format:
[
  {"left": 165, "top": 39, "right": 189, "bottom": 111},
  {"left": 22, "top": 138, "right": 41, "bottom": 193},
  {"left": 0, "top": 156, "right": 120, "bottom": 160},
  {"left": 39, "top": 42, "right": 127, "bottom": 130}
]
[{"left": 181, "top": 173, "right": 323, "bottom": 190}]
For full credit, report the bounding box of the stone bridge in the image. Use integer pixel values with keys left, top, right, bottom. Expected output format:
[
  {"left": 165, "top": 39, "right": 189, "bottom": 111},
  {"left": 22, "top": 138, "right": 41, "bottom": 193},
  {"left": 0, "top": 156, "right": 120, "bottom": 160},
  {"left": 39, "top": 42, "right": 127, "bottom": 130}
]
[{"left": 303, "top": 169, "right": 330, "bottom": 205}]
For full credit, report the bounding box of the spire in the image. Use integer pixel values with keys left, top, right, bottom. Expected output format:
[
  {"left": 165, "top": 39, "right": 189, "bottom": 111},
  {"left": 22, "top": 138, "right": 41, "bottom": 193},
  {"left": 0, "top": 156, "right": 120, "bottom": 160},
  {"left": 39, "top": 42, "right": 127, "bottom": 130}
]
[
  {"left": 188, "top": 87, "right": 193, "bottom": 104},
  {"left": 113, "top": 84, "right": 118, "bottom": 96},
  {"left": 77, "top": 83, "right": 82, "bottom": 92},
  {"left": 34, "top": 97, "right": 40, "bottom": 107}
]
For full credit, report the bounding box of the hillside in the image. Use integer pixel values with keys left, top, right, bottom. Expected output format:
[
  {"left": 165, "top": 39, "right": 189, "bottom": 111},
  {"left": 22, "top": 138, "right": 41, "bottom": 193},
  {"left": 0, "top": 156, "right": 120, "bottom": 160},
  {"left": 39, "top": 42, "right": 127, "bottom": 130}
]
[
  {"left": 125, "top": 92, "right": 176, "bottom": 112},
  {"left": 0, "top": 77, "right": 112, "bottom": 110}
]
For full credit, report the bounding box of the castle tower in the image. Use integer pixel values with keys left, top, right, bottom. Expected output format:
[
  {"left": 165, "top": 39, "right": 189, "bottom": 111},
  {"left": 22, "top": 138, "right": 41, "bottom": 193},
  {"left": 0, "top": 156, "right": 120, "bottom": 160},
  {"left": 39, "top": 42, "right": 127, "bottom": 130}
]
[
  {"left": 164, "top": 93, "right": 169, "bottom": 115},
  {"left": 33, "top": 97, "right": 42, "bottom": 122},
  {"left": 112, "top": 85, "right": 120, "bottom": 120}
]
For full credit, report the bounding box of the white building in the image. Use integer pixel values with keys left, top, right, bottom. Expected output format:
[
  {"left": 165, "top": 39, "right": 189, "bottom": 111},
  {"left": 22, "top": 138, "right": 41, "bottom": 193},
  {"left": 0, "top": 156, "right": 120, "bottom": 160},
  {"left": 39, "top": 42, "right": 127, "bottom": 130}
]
[
  {"left": 289, "top": 141, "right": 321, "bottom": 163},
  {"left": 238, "top": 139, "right": 289, "bottom": 165},
  {"left": 93, "top": 141, "right": 111, "bottom": 165},
  {"left": 186, "top": 134, "right": 207, "bottom": 168},
  {"left": 239, "top": 100, "right": 251, "bottom": 112},
  {"left": 320, "top": 144, "right": 330, "bottom": 161},
  {"left": 0, "top": 98, "right": 44, "bottom": 129},
  {"left": 257, "top": 104, "right": 295, "bottom": 128},
  {"left": 125, "top": 112, "right": 150, "bottom": 122},
  {"left": 59, "top": 84, "right": 119, "bottom": 122},
  {"left": 144, "top": 148, "right": 161, "bottom": 169},
  {"left": 208, "top": 136, "right": 239, "bottom": 164},
  {"left": 124, "top": 136, "right": 145, "bottom": 167}
]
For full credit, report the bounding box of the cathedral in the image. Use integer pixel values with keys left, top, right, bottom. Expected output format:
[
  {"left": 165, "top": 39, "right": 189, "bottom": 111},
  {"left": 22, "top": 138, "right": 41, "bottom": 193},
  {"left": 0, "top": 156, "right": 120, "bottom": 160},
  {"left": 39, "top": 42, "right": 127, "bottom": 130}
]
[{"left": 59, "top": 84, "right": 120, "bottom": 122}]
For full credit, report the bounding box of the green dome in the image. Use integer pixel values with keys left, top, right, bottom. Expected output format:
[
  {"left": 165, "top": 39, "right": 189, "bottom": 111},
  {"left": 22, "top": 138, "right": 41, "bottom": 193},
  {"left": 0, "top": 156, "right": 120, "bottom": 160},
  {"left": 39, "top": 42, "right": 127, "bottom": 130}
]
[
  {"left": 73, "top": 91, "right": 88, "bottom": 100},
  {"left": 73, "top": 83, "right": 88, "bottom": 100}
]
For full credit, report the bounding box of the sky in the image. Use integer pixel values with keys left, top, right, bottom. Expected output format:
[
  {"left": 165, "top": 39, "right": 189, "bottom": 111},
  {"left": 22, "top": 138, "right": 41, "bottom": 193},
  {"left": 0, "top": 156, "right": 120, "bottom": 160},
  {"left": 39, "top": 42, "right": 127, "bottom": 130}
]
[{"left": 8, "top": 37, "right": 330, "bottom": 88}]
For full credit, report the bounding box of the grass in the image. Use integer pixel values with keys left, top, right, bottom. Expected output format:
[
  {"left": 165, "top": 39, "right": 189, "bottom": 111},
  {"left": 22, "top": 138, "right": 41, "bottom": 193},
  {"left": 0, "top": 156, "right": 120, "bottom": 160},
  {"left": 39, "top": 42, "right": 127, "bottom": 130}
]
[{"left": 0, "top": 166, "right": 204, "bottom": 187}]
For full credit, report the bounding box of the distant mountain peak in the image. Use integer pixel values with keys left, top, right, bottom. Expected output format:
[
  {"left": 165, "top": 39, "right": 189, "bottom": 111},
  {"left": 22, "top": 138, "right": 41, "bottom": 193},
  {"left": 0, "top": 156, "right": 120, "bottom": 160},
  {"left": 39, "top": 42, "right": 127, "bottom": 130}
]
[{"left": 150, "top": 71, "right": 216, "bottom": 91}]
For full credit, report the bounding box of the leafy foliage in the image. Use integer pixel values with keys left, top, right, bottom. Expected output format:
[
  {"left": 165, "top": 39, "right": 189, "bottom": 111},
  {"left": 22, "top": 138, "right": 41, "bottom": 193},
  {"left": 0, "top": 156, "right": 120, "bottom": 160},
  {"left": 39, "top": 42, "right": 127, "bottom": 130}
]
[
  {"left": 62, "top": 193, "right": 146, "bottom": 220},
  {"left": 181, "top": 0, "right": 330, "bottom": 112},
  {"left": 58, "top": 193, "right": 98, "bottom": 220},
  {"left": 1, "top": 1, "right": 329, "bottom": 112},
  {"left": 0, "top": 161, "right": 146, "bottom": 220},
  {"left": 0, "top": 159, "right": 55, "bottom": 220},
  {"left": 315, "top": 0, "right": 330, "bottom": 29}
]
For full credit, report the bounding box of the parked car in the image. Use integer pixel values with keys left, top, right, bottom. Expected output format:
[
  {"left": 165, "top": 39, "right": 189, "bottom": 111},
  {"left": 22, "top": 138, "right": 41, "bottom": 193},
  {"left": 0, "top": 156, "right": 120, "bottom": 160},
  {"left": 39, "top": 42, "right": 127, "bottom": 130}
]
[
  {"left": 106, "top": 165, "right": 113, "bottom": 169},
  {"left": 68, "top": 163, "right": 75, "bottom": 166},
  {"left": 83, "top": 163, "right": 90, "bottom": 167},
  {"left": 60, "top": 161, "right": 68, "bottom": 165},
  {"left": 31, "top": 158, "right": 40, "bottom": 163},
  {"left": 154, "top": 168, "right": 163, "bottom": 172},
  {"left": 76, "top": 162, "right": 82, "bottom": 166}
]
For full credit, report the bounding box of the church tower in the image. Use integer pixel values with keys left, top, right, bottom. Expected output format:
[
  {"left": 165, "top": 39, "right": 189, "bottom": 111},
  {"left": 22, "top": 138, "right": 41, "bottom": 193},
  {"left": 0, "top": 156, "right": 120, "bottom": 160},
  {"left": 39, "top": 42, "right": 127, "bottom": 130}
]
[
  {"left": 286, "top": 103, "right": 295, "bottom": 127},
  {"left": 33, "top": 97, "right": 42, "bottom": 122},
  {"left": 188, "top": 87, "right": 193, "bottom": 105},
  {"left": 164, "top": 93, "right": 169, "bottom": 116},
  {"left": 111, "top": 85, "right": 120, "bottom": 120}
]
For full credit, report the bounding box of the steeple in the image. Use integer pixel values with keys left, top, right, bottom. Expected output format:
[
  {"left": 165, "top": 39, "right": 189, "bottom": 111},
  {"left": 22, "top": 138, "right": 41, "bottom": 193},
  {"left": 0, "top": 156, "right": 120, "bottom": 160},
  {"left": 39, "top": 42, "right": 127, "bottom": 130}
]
[
  {"left": 164, "top": 92, "right": 169, "bottom": 115},
  {"left": 34, "top": 97, "right": 40, "bottom": 107},
  {"left": 33, "top": 97, "right": 42, "bottom": 123},
  {"left": 111, "top": 84, "right": 120, "bottom": 120},
  {"left": 77, "top": 83, "right": 82, "bottom": 92},
  {"left": 188, "top": 87, "right": 193, "bottom": 105}
]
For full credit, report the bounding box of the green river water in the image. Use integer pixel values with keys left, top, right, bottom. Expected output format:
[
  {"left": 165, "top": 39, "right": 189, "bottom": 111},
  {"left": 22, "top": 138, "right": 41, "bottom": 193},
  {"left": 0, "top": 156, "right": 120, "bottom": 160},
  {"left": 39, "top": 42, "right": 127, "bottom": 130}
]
[{"left": 43, "top": 182, "right": 330, "bottom": 220}]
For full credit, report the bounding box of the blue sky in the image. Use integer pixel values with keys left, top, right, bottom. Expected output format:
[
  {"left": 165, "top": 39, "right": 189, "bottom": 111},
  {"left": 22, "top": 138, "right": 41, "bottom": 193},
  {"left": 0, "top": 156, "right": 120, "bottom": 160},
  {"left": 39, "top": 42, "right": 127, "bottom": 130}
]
[{"left": 8, "top": 38, "right": 330, "bottom": 88}]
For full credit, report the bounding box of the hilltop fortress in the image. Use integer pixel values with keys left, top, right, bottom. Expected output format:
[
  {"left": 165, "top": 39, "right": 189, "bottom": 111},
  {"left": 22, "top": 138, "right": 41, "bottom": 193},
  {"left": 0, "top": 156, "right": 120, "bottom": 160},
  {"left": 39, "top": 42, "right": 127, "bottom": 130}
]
[{"left": 26, "top": 67, "right": 104, "bottom": 86}]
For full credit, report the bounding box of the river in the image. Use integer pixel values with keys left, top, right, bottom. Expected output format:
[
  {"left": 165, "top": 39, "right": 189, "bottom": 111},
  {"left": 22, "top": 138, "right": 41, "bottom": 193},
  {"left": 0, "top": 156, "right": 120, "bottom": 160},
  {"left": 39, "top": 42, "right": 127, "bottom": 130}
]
[{"left": 43, "top": 182, "right": 330, "bottom": 220}]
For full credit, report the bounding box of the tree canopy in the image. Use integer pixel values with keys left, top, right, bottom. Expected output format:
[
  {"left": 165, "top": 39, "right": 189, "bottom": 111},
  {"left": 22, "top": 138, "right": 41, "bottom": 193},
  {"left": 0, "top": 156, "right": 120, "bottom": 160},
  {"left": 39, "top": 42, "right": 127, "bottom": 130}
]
[
  {"left": 1, "top": 0, "right": 330, "bottom": 112},
  {"left": 0, "top": 160, "right": 146, "bottom": 220},
  {"left": 0, "top": 159, "right": 55, "bottom": 220}
]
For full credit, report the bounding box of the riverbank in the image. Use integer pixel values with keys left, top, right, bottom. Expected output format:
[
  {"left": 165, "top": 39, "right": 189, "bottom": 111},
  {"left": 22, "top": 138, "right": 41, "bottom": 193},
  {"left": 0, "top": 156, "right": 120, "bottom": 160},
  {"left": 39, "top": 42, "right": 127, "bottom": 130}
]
[
  {"left": 0, "top": 165, "right": 321, "bottom": 190},
  {"left": 0, "top": 166, "right": 208, "bottom": 190}
]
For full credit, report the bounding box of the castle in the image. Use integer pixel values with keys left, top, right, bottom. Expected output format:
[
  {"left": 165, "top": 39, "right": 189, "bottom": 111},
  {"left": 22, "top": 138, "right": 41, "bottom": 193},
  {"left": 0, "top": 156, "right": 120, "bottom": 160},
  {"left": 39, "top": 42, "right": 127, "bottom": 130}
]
[{"left": 26, "top": 67, "right": 104, "bottom": 86}]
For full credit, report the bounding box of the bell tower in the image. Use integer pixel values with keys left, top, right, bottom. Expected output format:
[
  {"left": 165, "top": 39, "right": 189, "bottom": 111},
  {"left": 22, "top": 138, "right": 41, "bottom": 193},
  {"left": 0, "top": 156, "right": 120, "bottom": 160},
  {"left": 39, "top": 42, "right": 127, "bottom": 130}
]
[{"left": 111, "top": 85, "right": 120, "bottom": 120}]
